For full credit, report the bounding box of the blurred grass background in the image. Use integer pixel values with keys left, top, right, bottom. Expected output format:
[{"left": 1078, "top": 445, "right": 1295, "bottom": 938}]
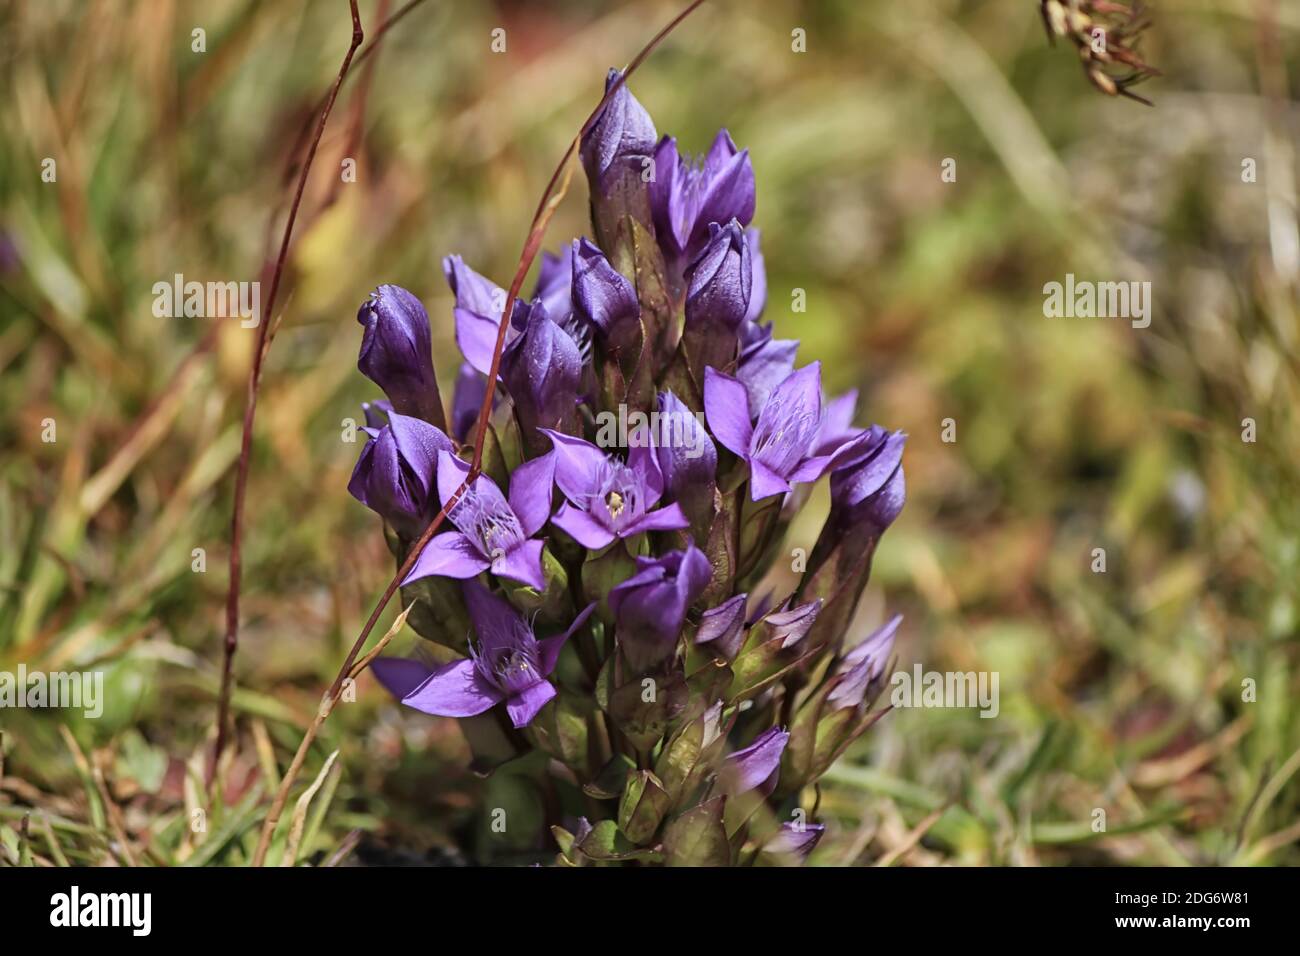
[{"left": 0, "top": 0, "right": 1297, "bottom": 866}]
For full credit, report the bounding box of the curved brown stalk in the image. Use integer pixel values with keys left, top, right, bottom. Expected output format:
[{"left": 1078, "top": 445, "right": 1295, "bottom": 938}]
[
  {"left": 215, "top": 0, "right": 365, "bottom": 766},
  {"left": 215, "top": 0, "right": 434, "bottom": 770},
  {"left": 249, "top": 0, "right": 708, "bottom": 866}
]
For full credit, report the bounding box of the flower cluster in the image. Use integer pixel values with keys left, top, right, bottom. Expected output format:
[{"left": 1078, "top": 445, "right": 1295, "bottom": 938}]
[{"left": 349, "top": 70, "right": 906, "bottom": 866}]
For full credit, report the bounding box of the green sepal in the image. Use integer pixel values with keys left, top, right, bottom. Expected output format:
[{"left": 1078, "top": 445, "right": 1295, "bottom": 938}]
[
  {"left": 662, "top": 796, "right": 732, "bottom": 866},
  {"left": 618, "top": 769, "right": 671, "bottom": 845}
]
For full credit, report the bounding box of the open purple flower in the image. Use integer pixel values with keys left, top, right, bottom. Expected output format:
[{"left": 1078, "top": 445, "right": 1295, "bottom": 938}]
[
  {"left": 376, "top": 581, "right": 596, "bottom": 728},
  {"left": 403, "top": 450, "right": 554, "bottom": 591},
  {"left": 609, "top": 542, "right": 712, "bottom": 670},
  {"left": 356, "top": 285, "right": 445, "bottom": 428},
  {"left": 347, "top": 411, "right": 453, "bottom": 539},
  {"left": 704, "top": 362, "right": 862, "bottom": 501},
  {"left": 650, "top": 129, "right": 755, "bottom": 271},
  {"left": 540, "top": 429, "right": 688, "bottom": 550}
]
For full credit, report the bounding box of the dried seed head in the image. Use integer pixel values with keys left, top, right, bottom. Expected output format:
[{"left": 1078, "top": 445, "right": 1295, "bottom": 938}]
[{"left": 1041, "top": 1, "right": 1160, "bottom": 105}]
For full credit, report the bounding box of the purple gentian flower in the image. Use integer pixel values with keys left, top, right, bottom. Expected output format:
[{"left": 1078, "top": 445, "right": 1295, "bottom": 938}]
[
  {"left": 719, "top": 726, "right": 788, "bottom": 796},
  {"left": 356, "top": 285, "right": 445, "bottom": 427},
  {"left": 704, "top": 362, "right": 862, "bottom": 501},
  {"left": 447, "top": 252, "right": 589, "bottom": 387},
  {"left": 540, "top": 429, "right": 689, "bottom": 550},
  {"left": 403, "top": 450, "right": 554, "bottom": 591},
  {"left": 501, "top": 298, "right": 583, "bottom": 436},
  {"left": 609, "top": 542, "right": 712, "bottom": 669},
  {"left": 763, "top": 599, "right": 822, "bottom": 649},
  {"left": 650, "top": 129, "right": 755, "bottom": 270},
  {"left": 375, "top": 581, "right": 596, "bottom": 728},
  {"left": 695, "top": 593, "right": 748, "bottom": 660},
  {"left": 829, "top": 614, "right": 901, "bottom": 711},
  {"left": 764, "top": 822, "right": 826, "bottom": 861},
  {"left": 828, "top": 427, "right": 907, "bottom": 533},
  {"left": 571, "top": 238, "right": 640, "bottom": 351},
  {"left": 581, "top": 69, "right": 657, "bottom": 193},
  {"left": 347, "top": 412, "right": 453, "bottom": 539},
  {"left": 684, "top": 219, "right": 752, "bottom": 335}
]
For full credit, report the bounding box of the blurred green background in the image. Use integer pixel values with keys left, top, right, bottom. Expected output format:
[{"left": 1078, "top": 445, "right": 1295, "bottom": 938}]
[{"left": 1, "top": 0, "right": 1297, "bottom": 866}]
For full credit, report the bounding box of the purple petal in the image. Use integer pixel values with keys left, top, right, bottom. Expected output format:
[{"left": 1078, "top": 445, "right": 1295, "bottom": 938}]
[
  {"left": 830, "top": 431, "right": 907, "bottom": 514},
  {"left": 534, "top": 246, "right": 574, "bottom": 322},
  {"left": 737, "top": 326, "right": 798, "bottom": 415},
  {"left": 371, "top": 657, "right": 434, "bottom": 700},
  {"left": 760, "top": 362, "right": 823, "bottom": 441},
  {"left": 743, "top": 228, "right": 766, "bottom": 324},
  {"left": 355, "top": 285, "right": 442, "bottom": 425},
  {"left": 648, "top": 136, "right": 687, "bottom": 254},
  {"left": 509, "top": 452, "right": 556, "bottom": 537},
  {"left": 785, "top": 452, "right": 835, "bottom": 485},
  {"left": 491, "top": 539, "right": 546, "bottom": 591},
  {"left": 689, "top": 135, "right": 755, "bottom": 255},
  {"left": 581, "top": 69, "right": 657, "bottom": 188},
  {"left": 445, "top": 256, "right": 508, "bottom": 377},
  {"left": 451, "top": 362, "right": 489, "bottom": 441},
  {"left": 749, "top": 459, "right": 792, "bottom": 501},
  {"left": 402, "top": 659, "right": 502, "bottom": 718},
  {"left": 542, "top": 429, "right": 610, "bottom": 502},
  {"left": 462, "top": 580, "right": 525, "bottom": 648},
  {"left": 696, "top": 594, "right": 748, "bottom": 660},
  {"left": 626, "top": 435, "right": 664, "bottom": 505},
  {"left": 830, "top": 614, "right": 902, "bottom": 711},
  {"left": 766, "top": 822, "right": 825, "bottom": 861},
  {"left": 571, "top": 238, "right": 640, "bottom": 345},
  {"left": 552, "top": 502, "right": 616, "bottom": 550},
  {"left": 505, "top": 680, "right": 556, "bottom": 728},
  {"left": 454, "top": 307, "right": 502, "bottom": 377},
  {"left": 703, "top": 367, "right": 754, "bottom": 457},
  {"left": 500, "top": 298, "right": 582, "bottom": 429},
  {"left": 619, "top": 501, "right": 690, "bottom": 537},
  {"left": 819, "top": 389, "right": 858, "bottom": 445},
  {"left": 444, "top": 254, "right": 504, "bottom": 316},
  {"left": 436, "top": 449, "right": 473, "bottom": 511},
  {"left": 763, "top": 599, "right": 822, "bottom": 648},
  {"left": 536, "top": 602, "right": 597, "bottom": 676},
  {"left": 722, "top": 727, "right": 789, "bottom": 795},
  {"left": 402, "top": 531, "right": 490, "bottom": 585},
  {"left": 684, "top": 219, "right": 752, "bottom": 332}
]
